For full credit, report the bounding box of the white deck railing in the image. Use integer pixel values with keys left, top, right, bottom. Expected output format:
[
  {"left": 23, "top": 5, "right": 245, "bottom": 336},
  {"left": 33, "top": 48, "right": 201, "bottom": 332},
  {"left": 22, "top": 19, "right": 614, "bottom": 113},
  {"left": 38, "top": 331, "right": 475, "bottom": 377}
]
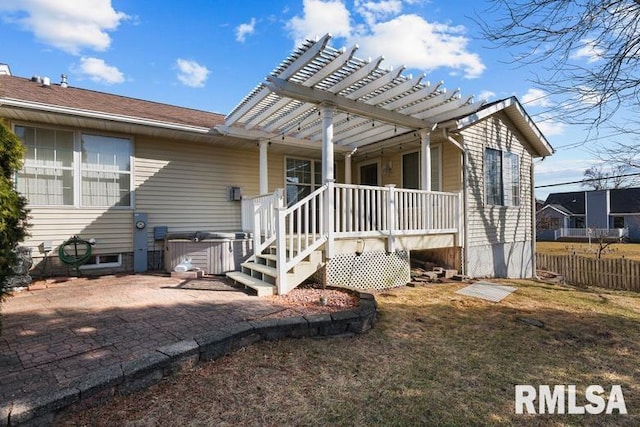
[
  {"left": 555, "top": 227, "right": 629, "bottom": 240},
  {"left": 244, "top": 183, "right": 461, "bottom": 294},
  {"left": 333, "top": 184, "right": 460, "bottom": 236},
  {"left": 241, "top": 189, "right": 284, "bottom": 257}
]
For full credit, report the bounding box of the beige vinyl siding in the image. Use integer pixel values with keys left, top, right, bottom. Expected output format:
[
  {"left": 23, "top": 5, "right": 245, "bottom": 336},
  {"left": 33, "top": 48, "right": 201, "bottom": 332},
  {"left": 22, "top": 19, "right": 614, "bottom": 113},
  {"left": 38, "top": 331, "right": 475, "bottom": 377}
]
[
  {"left": 24, "top": 208, "right": 133, "bottom": 258},
  {"left": 462, "top": 113, "right": 533, "bottom": 247},
  {"left": 134, "top": 137, "right": 284, "bottom": 242},
  {"left": 441, "top": 141, "right": 462, "bottom": 193}
]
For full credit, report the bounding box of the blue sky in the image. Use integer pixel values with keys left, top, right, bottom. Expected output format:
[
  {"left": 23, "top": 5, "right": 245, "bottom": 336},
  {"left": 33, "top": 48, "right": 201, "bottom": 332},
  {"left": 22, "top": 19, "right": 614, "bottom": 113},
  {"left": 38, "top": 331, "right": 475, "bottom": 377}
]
[{"left": 0, "top": 0, "right": 625, "bottom": 200}]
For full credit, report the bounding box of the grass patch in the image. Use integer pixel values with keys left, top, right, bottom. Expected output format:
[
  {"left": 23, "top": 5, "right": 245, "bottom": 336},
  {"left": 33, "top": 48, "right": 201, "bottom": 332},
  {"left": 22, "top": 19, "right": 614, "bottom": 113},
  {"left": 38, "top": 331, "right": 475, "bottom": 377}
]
[
  {"left": 57, "top": 281, "right": 640, "bottom": 426},
  {"left": 537, "top": 241, "right": 640, "bottom": 260}
]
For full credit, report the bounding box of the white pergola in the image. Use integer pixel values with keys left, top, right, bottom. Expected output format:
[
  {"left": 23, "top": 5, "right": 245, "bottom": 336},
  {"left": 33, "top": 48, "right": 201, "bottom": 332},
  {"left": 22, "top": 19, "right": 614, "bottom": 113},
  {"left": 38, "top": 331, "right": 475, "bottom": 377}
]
[{"left": 215, "top": 33, "right": 485, "bottom": 194}]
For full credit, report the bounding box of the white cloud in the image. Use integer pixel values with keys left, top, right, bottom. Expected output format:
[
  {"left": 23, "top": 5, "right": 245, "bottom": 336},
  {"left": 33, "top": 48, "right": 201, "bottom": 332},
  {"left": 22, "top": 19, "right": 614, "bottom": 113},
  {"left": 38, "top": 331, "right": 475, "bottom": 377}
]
[
  {"left": 355, "top": 14, "right": 485, "bottom": 78},
  {"left": 535, "top": 114, "right": 567, "bottom": 136},
  {"left": 285, "top": 1, "right": 485, "bottom": 79},
  {"left": 354, "top": 0, "right": 402, "bottom": 27},
  {"left": 571, "top": 38, "right": 604, "bottom": 63},
  {"left": 477, "top": 90, "right": 496, "bottom": 101},
  {"left": 236, "top": 18, "right": 256, "bottom": 42},
  {"left": 286, "top": 0, "right": 351, "bottom": 47},
  {"left": 175, "top": 59, "right": 210, "bottom": 88},
  {"left": 76, "top": 57, "right": 124, "bottom": 84},
  {"left": 0, "top": 0, "right": 128, "bottom": 54},
  {"left": 522, "top": 88, "right": 552, "bottom": 107}
]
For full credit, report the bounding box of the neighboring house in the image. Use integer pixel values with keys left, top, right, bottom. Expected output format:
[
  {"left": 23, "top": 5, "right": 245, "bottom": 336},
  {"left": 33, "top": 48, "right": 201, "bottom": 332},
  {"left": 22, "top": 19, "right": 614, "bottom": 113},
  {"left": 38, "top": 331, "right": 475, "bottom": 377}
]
[
  {"left": 0, "top": 34, "right": 553, "bottom": 295},
  {"left": 537, "top": 188, "right": 640, "bottom": 242}
]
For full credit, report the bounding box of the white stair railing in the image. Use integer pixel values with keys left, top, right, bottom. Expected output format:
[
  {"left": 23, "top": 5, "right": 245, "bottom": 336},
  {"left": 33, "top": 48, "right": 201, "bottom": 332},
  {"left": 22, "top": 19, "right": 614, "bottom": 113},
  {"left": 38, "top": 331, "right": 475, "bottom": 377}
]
[
  {"left": 276, "top": 185, "right": 328, "bottom": 294},
  {"left": 242, "top": 189, "right": 284, "bottom": 258}
]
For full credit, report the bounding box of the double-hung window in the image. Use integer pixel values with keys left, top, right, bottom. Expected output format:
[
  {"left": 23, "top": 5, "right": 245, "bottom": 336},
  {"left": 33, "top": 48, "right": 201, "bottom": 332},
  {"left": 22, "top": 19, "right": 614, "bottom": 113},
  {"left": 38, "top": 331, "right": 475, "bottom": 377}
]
[
  {"left": 485, "top": 148, "right": 520, "bottom": 206},
  {"left": 285, "top": 157, "right": 321, "bottom": 206},
  {"left": 15, "top": 125, "right": 132, "bottom": 207}
]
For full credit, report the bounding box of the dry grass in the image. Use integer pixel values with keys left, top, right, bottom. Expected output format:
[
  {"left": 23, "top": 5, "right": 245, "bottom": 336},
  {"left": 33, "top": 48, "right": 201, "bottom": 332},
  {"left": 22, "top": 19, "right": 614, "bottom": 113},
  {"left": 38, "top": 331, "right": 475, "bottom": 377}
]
[
  {"left": 537, "top": 241, "right": 640, "bottom": 260},
  {"left": 56, "top": 280, "right": 640, "bottom": 426}
]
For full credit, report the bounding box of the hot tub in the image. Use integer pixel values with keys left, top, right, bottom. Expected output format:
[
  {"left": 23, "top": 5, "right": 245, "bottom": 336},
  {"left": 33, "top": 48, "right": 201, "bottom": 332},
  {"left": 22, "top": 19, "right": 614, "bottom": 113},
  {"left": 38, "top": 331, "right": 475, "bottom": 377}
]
[{"left": 164, "top": 231, "right": 253, "bottom": 275}]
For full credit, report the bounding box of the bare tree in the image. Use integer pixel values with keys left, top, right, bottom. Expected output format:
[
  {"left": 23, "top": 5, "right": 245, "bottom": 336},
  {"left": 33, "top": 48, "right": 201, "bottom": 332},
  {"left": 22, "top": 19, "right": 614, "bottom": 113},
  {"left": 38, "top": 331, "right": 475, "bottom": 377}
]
[
  {"left": 580, "top": 164, "right": 639, "bottom": 190},
  {"left": 581, "top": 165, "right": 610, "bottom": 190},
  {"left": 477, "top": 1, "right": 640, "bottom": 128}
]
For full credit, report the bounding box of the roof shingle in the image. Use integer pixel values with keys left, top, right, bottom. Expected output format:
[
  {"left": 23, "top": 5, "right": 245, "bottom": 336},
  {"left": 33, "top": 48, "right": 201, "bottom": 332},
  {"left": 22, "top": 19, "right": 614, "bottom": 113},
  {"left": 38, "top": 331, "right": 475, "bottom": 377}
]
[{"left": 0, "top": 75, "right": 224, "bottom": 129}]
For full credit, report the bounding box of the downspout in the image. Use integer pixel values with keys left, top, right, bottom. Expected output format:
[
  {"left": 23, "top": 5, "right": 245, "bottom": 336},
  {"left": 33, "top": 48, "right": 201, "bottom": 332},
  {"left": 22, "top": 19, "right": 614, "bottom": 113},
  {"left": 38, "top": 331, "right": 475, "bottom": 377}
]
[
  {"left": 443, "top": 128, "right": 468, "bottom": 277},
  {"left": 532, "top": 160, "right": 541, "bottom": 280}
]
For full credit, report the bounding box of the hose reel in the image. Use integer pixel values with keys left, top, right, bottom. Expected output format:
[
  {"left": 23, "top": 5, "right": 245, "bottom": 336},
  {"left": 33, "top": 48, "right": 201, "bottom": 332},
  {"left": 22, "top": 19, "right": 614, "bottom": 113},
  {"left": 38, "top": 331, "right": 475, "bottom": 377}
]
[{"left": 58, "top": 235, "right": 94, "bottom": 276}]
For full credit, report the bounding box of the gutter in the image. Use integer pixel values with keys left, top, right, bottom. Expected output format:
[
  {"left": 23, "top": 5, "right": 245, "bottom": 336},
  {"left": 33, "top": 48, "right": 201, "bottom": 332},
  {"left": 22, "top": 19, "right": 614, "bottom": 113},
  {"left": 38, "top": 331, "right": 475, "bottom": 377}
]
[
  {"left": 442, "top": 128, "right": 469, "bottom": 277},
  {"left": 0, "top": 98, "right": 213, "bottom": 135}
]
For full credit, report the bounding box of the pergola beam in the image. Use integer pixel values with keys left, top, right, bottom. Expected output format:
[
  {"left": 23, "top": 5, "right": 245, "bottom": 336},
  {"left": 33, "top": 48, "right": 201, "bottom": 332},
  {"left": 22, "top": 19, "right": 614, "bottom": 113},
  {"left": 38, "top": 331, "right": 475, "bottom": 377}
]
[{"left": 265, "top": 76, "right": 429, "bottom": 130}]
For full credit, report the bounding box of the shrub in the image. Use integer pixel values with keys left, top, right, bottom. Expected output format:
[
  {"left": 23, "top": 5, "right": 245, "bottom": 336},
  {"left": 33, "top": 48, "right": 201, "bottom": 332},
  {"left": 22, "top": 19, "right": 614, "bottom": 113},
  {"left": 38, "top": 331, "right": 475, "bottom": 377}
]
[{"left": 0, "top": 121, "right": 30, "bottom": 330}]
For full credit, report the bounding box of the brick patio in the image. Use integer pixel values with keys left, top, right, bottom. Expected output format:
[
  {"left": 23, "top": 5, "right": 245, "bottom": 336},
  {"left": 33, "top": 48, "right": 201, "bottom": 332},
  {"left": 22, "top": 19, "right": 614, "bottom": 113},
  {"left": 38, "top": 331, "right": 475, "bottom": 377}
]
[{"left": 0, "top": 274, "right": 289, "bottom": 414}]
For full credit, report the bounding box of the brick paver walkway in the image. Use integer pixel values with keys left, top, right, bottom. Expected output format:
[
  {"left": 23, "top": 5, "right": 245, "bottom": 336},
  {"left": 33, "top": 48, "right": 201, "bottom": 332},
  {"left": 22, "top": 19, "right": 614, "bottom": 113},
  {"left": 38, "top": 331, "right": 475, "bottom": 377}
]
[{"left": 0, "top": 274, "right": 286, "bottom": 409}]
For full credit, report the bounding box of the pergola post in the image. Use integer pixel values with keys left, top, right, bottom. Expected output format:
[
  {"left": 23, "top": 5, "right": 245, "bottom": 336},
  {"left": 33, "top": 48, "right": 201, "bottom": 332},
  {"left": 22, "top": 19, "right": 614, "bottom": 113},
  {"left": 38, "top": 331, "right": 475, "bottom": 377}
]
[
  {"left": 321, "top": 103, "right": 335, "bottom": 183},
  {"left": 420, "top": 129, "right": 431, "bottom": 191},
  {"left": 344, "top": 151, "right": 352, "bottom": 184},
  {"left": 259, "top": 139, "right": 268, "bottom": 195},
  {"left": 321, "top": 103, "right": 335, "bottom": 259}
]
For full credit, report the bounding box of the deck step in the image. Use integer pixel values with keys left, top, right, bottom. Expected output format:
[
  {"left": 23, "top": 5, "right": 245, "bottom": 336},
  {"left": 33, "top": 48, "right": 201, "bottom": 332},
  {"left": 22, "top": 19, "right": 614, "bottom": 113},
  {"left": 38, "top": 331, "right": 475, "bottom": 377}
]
[
  {"left": 256, "top": 253, "right": 277, "bottom": 262},
  {"left": 242, "top": 262, "right": 277, "bottom": 277},
  {"left": 226, "top": 271, "right": 275, "bottom": 297}
]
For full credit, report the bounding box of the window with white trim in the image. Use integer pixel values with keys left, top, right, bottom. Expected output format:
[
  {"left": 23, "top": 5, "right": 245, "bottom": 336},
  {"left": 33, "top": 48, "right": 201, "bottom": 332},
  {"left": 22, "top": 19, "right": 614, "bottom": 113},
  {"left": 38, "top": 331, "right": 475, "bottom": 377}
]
[
  {"left": 80, "top": 254, "right": 122, "bottom": 269},
  {"left": 401, "top": 145, "right": 442, "bottom": 191},
  {"left": 285, "top": 157, "right": 321, "bottom": 206},
  {"left": 15, "top": 125, "right": 132, "bottom": 207},
  {"left": 485, "top": 148, "right": 520, "bottom": 206}
]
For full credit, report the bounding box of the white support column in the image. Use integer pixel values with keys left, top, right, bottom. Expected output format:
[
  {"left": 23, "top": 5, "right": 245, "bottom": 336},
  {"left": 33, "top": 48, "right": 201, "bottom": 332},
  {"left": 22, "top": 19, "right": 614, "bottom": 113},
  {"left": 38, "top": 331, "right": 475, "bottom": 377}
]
[
  {"left": 344, "top": 151, "right": 352, "bottom": 184},
  {"left": 321, "top": 103, "right": 335, "bottom": 183},
  {"left": 420, "top": 129, "right": 431, "bottom": 191},
  {"left": 259, "top": 140, "right": 269, "bottom": 195}
]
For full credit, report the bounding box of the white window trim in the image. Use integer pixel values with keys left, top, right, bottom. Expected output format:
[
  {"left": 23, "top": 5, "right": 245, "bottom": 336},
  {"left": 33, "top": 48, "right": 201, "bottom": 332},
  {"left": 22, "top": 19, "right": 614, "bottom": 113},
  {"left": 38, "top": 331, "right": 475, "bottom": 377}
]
[
  {"left": 358, "top": 158, "right": 381, "bottom": 186},
  {"left": 484, "top": 146, "right": 520, "bottom": 207},
  {"left": 283, "top": 156, "right": 322, "bottom": 205},
  {"left": 400, "top": 146, "right": 442, "bottom": 191},
  {"left": 79, "top": 253, "right": 123, "bottom": 270},
  {"left": 13, "top": 122, "right": 135, "bottom": 209}
]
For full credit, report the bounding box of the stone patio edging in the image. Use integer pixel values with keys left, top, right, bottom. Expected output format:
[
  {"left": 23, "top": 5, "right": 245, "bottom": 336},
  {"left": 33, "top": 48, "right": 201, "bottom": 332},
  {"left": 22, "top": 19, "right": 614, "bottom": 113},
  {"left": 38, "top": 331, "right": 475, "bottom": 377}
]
[{"left": 4, "top": 292, "right": 377, "bottom": 427}]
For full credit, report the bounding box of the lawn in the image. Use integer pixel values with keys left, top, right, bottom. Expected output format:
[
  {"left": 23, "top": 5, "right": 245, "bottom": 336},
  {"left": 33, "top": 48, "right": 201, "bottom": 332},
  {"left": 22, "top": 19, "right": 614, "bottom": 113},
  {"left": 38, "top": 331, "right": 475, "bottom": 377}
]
[
  {"left": 537, "top": 241, "right": 640, "bottom": 260},
  {"left": 56, "top": 280, "right": 640, "bottom": 426}
]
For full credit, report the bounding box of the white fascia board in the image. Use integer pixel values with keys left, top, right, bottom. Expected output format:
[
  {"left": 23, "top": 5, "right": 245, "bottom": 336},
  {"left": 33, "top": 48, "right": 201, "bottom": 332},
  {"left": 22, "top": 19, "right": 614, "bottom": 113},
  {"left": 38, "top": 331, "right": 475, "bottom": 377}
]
[
  {"left": 441, "top": 96, "right": 554, "bottom": 158},
  {"left": 0, "top": 98, "right": 212, "bottom": 134}
]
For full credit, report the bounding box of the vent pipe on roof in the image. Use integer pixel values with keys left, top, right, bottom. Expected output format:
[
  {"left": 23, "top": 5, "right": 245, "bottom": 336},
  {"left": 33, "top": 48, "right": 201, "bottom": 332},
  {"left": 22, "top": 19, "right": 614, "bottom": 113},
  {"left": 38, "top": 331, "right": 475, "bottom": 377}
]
[
  {"left": 60, "top": 74, "right": 68, "bottom": 88},
  {"left": 0, "top": 64, "right": 11, "bottom": 76}
]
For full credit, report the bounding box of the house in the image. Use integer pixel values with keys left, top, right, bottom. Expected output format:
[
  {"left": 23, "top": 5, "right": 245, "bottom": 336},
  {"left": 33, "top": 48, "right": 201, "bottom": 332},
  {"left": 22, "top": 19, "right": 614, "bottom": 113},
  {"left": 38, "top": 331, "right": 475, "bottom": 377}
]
[
  {"left": 1, "top": 34, "right": 553, "bottom": 295},
  {"left": 537, "top": 188, "right": 640, "bottom": 241}
]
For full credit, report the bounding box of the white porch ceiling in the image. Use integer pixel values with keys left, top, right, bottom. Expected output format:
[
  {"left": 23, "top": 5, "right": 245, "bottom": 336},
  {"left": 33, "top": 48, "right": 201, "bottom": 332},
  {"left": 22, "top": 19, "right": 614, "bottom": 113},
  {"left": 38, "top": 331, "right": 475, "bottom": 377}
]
[{"left": 218, "top": 33, "right": 485, "bottom": 149}]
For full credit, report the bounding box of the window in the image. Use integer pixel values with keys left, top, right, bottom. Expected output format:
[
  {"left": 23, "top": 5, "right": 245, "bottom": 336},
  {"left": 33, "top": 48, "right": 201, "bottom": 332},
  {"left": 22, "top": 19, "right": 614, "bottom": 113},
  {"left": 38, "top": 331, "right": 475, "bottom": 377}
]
[
  {"left": 80, "top": 254, "right": 122, "bottom": 270},
  {"left": 401, "top": 146, "right": 442, "bottom": 191},
  {"left": 15, "top": 126, "right": 74, "bottom": 205},
  {"left": 485, "top": 148, "right": 520, "bottom": 206},
  {"left": 15, "top": 125, "right": 132, "bottom": 207},
  {"left": 612, "top": 216, "right": 625, "bottom": 228},
  {"left": 81, "top": 134, "right": 132, "bottom": 207},
  {"left": 285, "top": 158, "right": 321, "bottom": 206}
]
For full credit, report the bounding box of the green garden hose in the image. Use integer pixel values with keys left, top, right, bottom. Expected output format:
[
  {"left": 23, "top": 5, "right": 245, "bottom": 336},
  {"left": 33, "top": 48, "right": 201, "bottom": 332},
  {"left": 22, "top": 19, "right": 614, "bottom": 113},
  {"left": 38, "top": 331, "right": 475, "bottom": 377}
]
[{"left": 58, "top": 236, "right": 93, "bottom": 275}]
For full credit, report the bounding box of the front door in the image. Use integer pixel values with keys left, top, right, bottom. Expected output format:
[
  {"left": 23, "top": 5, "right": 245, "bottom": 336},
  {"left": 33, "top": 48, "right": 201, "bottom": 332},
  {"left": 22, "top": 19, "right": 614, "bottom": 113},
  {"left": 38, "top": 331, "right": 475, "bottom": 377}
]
[{"left": 360, "top": 162, "right": 379, "bottom": 186}]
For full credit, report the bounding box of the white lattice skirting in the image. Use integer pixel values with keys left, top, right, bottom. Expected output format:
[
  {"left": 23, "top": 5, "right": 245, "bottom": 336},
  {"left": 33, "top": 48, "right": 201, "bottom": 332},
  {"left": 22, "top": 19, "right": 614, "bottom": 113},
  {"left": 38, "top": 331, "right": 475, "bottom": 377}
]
[{"left": 326, "top": 250, "right": 410, "bottom": 291}]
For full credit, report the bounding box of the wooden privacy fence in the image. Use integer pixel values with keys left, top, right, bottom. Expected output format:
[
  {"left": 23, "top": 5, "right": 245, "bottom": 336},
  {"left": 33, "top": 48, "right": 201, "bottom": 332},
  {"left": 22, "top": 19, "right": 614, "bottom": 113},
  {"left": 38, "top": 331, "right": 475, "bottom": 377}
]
[{"left": 537, "top": 253, "right": 640, "bottom": 292}]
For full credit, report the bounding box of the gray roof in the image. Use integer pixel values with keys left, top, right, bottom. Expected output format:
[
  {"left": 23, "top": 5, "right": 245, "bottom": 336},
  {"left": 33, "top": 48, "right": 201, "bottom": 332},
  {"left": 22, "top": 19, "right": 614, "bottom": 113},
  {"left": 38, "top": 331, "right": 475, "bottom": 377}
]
[
  {"left": 543, "top": 191, "right": 585, "bottom": 215},
  {"left": 543, "top": 187, "right": 640, "bottom": 215}
]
